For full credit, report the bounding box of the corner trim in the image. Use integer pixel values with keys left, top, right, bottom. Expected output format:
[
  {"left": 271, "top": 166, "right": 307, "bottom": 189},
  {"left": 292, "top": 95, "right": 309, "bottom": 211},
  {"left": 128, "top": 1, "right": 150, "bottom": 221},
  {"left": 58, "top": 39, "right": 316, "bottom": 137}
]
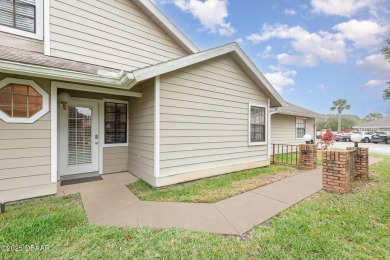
[
  {"left": 50, "top": 83, "right": 57, "bottom": 182},
  {"left": 44, "top": 0, "right": 50, "bottom": 55},
  {"left": 154, "top": 76, "right": 160, "bottom": 177},
  {"left": 267, "top": 98, "right": 271, "bottom": 159}
]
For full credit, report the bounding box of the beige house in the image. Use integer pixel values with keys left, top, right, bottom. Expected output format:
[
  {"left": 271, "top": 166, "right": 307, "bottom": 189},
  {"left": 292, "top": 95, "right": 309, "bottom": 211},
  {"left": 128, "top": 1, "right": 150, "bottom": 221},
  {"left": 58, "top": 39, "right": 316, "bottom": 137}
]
[
  {"left": 353, "top": 116, "right": 390, "bottom": 132},
  {"left": 271, "top": 102, "right": 327, "bottom": 145},
  {"left": 0, "top": 0, "right": 289, "bottom": 203}
]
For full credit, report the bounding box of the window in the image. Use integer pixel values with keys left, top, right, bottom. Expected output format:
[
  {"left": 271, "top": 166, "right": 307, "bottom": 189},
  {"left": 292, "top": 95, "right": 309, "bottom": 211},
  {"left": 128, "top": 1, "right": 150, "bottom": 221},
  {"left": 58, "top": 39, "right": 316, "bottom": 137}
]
[
  {"left": 0, "top": 0, "right": 42, "bottom": 39},
  {"left": 105, "top": 102, "right": 127, "bottom": 144},
  {"left": 0, "top": 78, "right": 48, "bottom": 123},
  {"left": 250, "top": 105, "right": 266, "bottom": 144},
  {"left": 0, "top": 0, "right": 36, "bottom": 33},
  {"left": 0, "top": 83, "right": 42, "bottom": 117},
  {"left": 296, "top": 118, "right": 306, "bottom": 139}
]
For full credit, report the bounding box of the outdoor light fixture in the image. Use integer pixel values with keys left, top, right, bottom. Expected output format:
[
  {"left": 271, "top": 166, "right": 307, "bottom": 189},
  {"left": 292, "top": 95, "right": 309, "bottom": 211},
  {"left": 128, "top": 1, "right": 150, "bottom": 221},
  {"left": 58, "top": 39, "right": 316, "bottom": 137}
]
[
  {"left": 303, "top": 134, "right": 312, "bottom": 144},
  {"left": 351, "top": 133, "right": 363, "bottom": 148},
  {"left": 58, "top": 92, "right": 71, "bottom": 110}
]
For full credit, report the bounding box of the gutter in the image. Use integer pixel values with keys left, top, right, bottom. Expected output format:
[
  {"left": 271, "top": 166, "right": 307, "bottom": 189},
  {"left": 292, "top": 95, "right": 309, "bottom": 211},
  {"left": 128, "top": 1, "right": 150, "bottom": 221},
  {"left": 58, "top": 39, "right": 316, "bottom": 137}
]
[{"left": 0, "top": 60, "right": 137, "bottom": 90}]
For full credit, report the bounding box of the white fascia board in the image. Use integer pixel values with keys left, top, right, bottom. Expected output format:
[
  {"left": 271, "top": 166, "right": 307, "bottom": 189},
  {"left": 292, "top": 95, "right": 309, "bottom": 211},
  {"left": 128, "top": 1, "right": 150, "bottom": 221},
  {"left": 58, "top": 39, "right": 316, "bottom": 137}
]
[
  {"left": 133, "top": 43, "right": 236, "bottom": 82},
  {"left": 0, "top": 60, "right": 136, "bottom": 90},
  {"left": 136, "top": 0, "right": 198, "bottom": 54},
  {"left": 231, "top": 45, "right": 286, "bottom": 108},
  {"left": 132, "top": 42, "right": 286, "bottom": 107},
  {"left": 52, "top": 81, "right": 142, "bottom": 97}
]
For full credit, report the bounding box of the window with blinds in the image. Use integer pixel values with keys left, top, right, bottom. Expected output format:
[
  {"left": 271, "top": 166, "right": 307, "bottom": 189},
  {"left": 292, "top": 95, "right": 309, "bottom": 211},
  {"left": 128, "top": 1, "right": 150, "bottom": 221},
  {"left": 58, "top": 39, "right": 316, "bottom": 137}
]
[
  {"left": 0, "top": 0, "right": 36, "bottom": 33},
  {"left": 105, "top": 102, "right": 127, "bottom": 144},
  {"left": 68, "top": 107, "right": 92, "bottom": 166},
  {"left": 250, "top": 105, "right": 266, "bottom": 143},
  {"left": 296, "top": 118, "right": 306, "bottom": 138}
]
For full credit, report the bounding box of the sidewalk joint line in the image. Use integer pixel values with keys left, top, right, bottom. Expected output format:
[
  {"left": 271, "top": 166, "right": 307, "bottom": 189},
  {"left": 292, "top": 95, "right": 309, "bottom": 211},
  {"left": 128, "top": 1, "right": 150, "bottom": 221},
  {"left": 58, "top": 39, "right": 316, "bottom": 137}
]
[{"left": 213, "top": 205, "right": 241, "bottom": 235}]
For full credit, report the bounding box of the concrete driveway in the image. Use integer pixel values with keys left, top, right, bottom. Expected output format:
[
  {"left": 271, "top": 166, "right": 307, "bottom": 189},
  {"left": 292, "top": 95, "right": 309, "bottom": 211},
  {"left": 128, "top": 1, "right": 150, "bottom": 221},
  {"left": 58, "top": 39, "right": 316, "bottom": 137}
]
[{"left": 332, "top": 142, "right": 390, "bottom": 155}]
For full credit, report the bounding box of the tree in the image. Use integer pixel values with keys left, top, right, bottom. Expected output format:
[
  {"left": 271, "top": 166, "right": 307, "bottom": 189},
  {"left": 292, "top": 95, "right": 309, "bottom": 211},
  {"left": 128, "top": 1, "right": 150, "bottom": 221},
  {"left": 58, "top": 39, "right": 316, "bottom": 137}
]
[
  {"left": 317, "top": 114, "right": 360, "bottom": 131},
  {"left": 382, "top": 38, "right": 390, "bottom": 100},
  {"left": 330, "top": 99, "right": 351, "bottom": 132},
  {"left": 363, "top": 113, "right": 383, "bottom": 122}
]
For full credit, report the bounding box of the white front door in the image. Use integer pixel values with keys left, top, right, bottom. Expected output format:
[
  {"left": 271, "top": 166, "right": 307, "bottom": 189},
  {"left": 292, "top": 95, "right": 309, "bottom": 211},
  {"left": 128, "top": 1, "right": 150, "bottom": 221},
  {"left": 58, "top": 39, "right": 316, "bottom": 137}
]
[{"left": 59, "top": 99, "right": 99, "bottom": 176}]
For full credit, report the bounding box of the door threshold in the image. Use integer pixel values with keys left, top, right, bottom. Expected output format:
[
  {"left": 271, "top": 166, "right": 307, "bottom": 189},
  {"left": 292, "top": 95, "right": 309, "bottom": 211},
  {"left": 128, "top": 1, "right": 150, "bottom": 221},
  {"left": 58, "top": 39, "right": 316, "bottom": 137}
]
[{"left": 60, "top": 171, "right": 100, "bottom": 181}]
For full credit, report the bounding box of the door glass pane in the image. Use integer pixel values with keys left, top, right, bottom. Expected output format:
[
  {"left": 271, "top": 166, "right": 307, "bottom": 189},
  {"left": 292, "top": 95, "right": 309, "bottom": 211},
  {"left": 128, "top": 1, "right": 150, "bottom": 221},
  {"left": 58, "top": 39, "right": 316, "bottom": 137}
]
[{"left": 68, "top": 106, "right": 92, "bottom": 166}]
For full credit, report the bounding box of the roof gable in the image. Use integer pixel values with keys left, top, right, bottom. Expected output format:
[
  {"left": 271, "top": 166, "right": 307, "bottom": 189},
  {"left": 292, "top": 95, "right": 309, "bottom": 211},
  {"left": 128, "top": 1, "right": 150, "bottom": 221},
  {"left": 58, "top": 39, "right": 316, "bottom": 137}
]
[{"left": 131, "top": 43, "right": 286, "bottom": 107}]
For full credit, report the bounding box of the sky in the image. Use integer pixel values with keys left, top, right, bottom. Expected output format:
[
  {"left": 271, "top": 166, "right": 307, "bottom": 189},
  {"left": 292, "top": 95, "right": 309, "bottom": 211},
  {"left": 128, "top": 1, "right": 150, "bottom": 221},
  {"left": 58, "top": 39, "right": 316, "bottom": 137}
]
[{"left": 151, "top": 0, "right": 390, "bottom": 117}]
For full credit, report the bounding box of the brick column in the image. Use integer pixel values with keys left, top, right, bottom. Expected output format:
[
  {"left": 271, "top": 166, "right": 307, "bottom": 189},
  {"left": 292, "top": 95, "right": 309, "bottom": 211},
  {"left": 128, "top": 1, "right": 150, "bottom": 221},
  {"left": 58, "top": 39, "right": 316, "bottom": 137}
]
[
  {"left": 322, "top": 150, "right": 354, "bottom": 193},
  {"left": 346, "top": 147, "right": 369, "bottom": 180},
  {"left": 298, "top": 144, "right": 317, "bottom": 170}
]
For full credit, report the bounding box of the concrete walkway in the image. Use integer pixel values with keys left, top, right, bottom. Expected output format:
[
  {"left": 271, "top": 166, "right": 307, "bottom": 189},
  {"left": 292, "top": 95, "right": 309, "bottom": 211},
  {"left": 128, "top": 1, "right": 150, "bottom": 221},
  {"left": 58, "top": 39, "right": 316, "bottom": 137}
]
[{"left": 57, "top": 157, "right": 381, "bottom": 235}]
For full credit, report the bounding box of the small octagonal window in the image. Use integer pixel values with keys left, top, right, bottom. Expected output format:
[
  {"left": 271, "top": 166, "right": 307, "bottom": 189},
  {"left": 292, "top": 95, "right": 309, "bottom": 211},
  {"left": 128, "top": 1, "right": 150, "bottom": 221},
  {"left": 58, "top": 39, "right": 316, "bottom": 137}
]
[{"left": 0, "top": 78, "right": 49, "bottom": 123}]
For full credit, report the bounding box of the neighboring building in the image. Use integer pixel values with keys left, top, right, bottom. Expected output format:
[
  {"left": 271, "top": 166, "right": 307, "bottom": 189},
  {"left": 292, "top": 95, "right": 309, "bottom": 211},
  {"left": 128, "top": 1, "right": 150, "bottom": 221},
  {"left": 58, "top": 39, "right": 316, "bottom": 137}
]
[
  {"left": 352, "top": 116, "right": 390, "bottom": 132},
  {"left": 0, "top": 0, "right": 286, "bottom": 202},
  {"left": 270, "top": 102, "right": 327, "bottom": 145}
]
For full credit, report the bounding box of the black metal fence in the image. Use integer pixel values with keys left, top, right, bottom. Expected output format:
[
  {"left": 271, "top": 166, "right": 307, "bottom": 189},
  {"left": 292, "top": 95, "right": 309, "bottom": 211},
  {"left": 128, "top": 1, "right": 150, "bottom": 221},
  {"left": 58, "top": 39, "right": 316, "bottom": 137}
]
[{"left": 271, "top": 144, "right": 299, "bottom": 167}]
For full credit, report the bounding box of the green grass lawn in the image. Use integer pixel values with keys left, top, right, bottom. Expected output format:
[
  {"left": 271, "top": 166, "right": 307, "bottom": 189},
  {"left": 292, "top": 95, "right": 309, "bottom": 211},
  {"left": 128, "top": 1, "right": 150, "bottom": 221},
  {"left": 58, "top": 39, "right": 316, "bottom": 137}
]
[
  {"left": 1, "top": 156, "right": 389, "bottom": 259},
  {"left": 129, "top": 165, "right": 295, "bottom": 203},
  {"left": 272, "top": 151, "right": 323, "bottom": 166}
]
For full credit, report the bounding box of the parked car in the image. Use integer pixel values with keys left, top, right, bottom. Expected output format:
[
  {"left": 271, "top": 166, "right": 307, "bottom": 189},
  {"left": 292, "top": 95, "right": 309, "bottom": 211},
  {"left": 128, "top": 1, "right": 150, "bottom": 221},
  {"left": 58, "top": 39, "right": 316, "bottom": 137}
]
[
  {"left": 353, "top": 131, "right": 374, "bottom": 143},
  {"left": 371, "top": 132, "right": 390, "bottom": 144},
  {"left": 334, "top": 133, "right": 352, "bottom": 142}
]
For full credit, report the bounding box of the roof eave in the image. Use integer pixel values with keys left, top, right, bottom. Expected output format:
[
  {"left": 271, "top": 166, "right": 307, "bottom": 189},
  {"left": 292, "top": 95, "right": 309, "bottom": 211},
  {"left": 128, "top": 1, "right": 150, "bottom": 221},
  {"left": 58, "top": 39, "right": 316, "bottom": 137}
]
[
  {"left": 134, "top": 0, "right": 198, "bottom": 54},
  {"left": 0, "top": 60, "right": 139, "bottom": 91}
]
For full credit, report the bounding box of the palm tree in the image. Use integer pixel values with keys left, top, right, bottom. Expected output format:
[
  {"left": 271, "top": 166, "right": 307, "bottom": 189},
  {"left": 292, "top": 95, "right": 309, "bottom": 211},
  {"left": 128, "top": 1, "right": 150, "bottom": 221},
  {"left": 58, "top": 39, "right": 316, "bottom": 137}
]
[
  {"left": 363, "top": 113, "right": 383, "bottom": 122},
  {"left": 330, "top": 99, "right": 351, "bottom": 132}
]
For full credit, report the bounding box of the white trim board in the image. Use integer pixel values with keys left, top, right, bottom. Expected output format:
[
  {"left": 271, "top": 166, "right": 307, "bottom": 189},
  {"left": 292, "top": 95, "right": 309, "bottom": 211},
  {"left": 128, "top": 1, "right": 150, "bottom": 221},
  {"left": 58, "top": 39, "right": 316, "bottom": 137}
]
[
  {"left": 154, "top": 76, "right": 160, "bottom": 177},
  {"left": 51, "top": 83, "right": 57, "bottom": 182},
  {"left": 44, "top": 0, "right": 50, "bottom": 55},
  {"left": 0, "top": 60, "right": 136, "bottom": 90},
  {"left": 52, "top": 82, "right": 142, "bottom": 97}
]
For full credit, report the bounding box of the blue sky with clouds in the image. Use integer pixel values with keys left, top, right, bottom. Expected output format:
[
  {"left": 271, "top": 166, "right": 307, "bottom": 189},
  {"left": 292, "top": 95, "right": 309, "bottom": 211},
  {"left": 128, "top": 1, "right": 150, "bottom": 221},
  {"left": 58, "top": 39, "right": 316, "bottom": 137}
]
[{"left": 152, "top": 0, "right": 390, "bottom": 117}]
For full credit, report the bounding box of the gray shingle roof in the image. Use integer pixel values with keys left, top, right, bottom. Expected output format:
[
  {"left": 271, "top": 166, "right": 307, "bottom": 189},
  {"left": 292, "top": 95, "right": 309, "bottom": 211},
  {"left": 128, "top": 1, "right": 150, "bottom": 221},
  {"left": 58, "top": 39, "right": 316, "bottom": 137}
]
[
  {"left": 0, "top": 46, "right": 120, "bottom": 75},
  {"left": 353, "top": 116, "right": 390, "bottom": 128},
  {"left": 275, "top": 102, "right": 324, "bottom": 118}
]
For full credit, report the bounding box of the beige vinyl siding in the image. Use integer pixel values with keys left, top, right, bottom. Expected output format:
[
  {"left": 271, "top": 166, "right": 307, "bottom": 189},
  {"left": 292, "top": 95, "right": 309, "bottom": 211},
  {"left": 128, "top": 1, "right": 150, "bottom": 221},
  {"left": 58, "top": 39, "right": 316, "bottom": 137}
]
[
  {"left": 103, "top": 147, "right": 128, "bottom": 174},
  {"left": 0, "top": 74, "right": 54, "bottom": 202},
  {"left": 128, "top": 80, "right": 155, "bottom": 180},
  {"left": 271, "top": 114, "right": 315, "bottom": 145},
  {"left": 159, "top": 55, "right": 269, "bottom": 177},
  {"left": 50, "top": 0, "right": 188, "bottom": 71},
  {"left": 0, "top": 113, "right": 51, "bottom": 201},
  {"left": 0, "top": 31, "right": 43, "bottom": 53}
]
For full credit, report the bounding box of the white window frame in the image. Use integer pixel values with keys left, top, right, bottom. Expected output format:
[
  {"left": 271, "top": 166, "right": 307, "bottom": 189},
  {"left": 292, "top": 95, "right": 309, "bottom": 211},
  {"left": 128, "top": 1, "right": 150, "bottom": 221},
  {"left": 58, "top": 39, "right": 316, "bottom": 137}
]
[
  {"left": 0, "top": 77, "right": 49, "bottom": 123},
  {"left": 102, "top": 98, "right": 129, "bottom": 148},
  {"left": 248, "top": 103, "right": 267, "bottom": 146},
  {"left": 0, "top": 0, "right": 44, "bottom": 40},
  {"left": 296, "top": 117, "right": 307, "bottom": 139}
]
